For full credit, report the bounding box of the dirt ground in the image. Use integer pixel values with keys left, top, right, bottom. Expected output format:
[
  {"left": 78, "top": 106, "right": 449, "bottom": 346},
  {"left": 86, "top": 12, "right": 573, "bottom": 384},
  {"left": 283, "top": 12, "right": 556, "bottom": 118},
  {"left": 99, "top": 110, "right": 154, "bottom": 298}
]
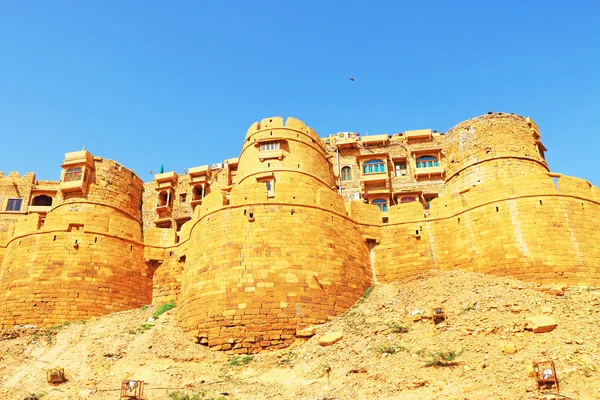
[{"left": 1, "top": 270, "right": 599, "bottom": 400}]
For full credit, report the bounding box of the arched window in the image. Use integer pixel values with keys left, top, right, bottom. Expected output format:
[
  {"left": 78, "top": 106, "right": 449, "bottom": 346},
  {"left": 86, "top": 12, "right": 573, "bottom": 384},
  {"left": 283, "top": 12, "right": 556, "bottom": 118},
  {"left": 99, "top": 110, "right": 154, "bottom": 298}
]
[
  {"left": 341, "top": 166, "right": 352, "bottom": 181},
  {"left": 363, "top": 159, "right": 385, "bottom": 174},
  {"left": 416, "top": 155, "right": 439, "bottom": 168},
  {"left": 372, "top": 198, "right": 388, "bottom": 212},
  {"left": 400, "top": 196, "right": 416, "bottom": 203},
  {"left": 31, "top": 195, "right": 53, "bottom": 206}
]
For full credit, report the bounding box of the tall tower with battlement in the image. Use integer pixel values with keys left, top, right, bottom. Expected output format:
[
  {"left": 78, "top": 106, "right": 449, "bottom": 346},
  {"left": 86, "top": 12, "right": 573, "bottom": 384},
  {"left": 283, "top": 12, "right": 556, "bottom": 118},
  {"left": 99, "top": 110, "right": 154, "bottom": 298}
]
[
  {"left": 0, "top": 151, "right": 152, "bottom": 329},
  {"left": 177, "top": 117, "right": 373, "bottom": 352},
  {"left": 444, "top": 113, "right": 549, "bottom": 194}
]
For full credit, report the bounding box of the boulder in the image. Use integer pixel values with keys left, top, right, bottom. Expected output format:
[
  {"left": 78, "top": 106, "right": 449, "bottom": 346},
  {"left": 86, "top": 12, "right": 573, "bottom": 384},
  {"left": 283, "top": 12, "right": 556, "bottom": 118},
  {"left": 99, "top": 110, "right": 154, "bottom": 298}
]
[
  {"left": 319, "top": 331, "right": 343, "bottom": 346},
  {"left": 296, "top": 326, "right": 319, "bottom": 337},
  {"left": 525, "top": 315, "right": 557, "bottom": 333},
  {"left": 503, "top": 343, "right": 518, "bottom": 354}
]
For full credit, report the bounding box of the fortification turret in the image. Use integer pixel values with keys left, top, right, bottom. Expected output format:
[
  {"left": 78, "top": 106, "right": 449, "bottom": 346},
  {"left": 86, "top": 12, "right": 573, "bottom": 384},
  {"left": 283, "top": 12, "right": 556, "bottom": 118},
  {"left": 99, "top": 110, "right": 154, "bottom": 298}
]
[
  {"left": 178, "top": 117, "right": 372, "bottom": 352},
  {"left": 444, "top": 113, "right": 549, "bottom": 194},
  {"left": 0, "top": 152, "right": 152, "bottom": 329}
]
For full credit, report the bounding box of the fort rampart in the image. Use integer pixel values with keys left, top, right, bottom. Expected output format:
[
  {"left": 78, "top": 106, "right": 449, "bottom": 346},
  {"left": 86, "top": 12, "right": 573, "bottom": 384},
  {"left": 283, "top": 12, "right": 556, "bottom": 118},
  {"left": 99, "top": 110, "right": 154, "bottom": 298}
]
[{"left": 1, "top": 113, "right": 598, "bottom": 352}]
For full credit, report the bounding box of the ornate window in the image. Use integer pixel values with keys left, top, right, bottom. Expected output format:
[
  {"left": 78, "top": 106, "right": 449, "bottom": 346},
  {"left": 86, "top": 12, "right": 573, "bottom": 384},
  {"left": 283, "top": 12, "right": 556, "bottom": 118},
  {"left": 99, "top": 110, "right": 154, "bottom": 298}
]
[
  {"left": 372, "top": 198, "right": 388, "bottom": 212},
  {"left": 31, "top": 195, "right": 53, "bottom": 206},
  {"left": 63, "top": 167, "right": 83, "bottom": 182},
  {"left": 260, "top": 142, "right": 280, "bottom": 151},
  {"left": 416, "top": 155, "right": 439, "bottom": 168},
  {"left": 341, "top": 166, "right": 352, "bottom": 181},
  {"left": 400, "top": 196, "right": 416, "bottom": 203},
  {"left": 363, "top": 159, "right": 385, "bottom": 174}
]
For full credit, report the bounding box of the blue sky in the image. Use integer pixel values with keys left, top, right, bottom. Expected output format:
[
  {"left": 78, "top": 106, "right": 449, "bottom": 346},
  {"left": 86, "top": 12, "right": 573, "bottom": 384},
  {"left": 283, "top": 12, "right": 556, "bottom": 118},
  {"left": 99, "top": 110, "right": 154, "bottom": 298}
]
[{"left": 1, "top": 1, "right": 599, "bottom": 185}]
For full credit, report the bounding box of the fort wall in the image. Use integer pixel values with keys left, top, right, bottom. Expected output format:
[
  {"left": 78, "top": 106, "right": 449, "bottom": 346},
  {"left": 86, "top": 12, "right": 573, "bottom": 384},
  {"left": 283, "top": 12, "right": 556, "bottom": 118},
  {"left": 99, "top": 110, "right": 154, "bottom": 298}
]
[
  {"left": 373, "top": 173, "right": 600, "bottom": 286},
  {"left": 1, "top": 113, "right": 599, "bottom": 353}
]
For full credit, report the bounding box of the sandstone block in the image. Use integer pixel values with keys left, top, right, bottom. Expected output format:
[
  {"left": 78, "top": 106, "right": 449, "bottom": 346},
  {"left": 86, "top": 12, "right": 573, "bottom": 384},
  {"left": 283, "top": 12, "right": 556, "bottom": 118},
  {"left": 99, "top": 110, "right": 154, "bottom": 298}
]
[
  {"left": 503, "top": 343, "right": 517, "bottom": 354},
  {"left": 525, "top": 315, "right": 557, "bottom": 333},
  {"left": 296, "top": 325, "right": 319, "bottom": 337},
  {"left": 318, "top": 331, "right": 343, "bottom": 346}
]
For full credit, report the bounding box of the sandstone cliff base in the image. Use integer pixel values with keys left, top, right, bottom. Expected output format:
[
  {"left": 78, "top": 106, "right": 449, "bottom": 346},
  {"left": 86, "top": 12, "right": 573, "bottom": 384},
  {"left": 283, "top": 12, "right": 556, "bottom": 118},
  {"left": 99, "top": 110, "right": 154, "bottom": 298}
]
[{"left": 1, "top": 270, "right": 599, "bottom": 400}]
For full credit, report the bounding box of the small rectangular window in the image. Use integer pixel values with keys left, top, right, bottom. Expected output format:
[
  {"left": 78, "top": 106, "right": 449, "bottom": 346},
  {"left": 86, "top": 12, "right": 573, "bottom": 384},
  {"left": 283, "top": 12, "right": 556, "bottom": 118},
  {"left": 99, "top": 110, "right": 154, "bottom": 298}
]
[
  {"left": 6, "top": 198, "right": 23, "bottom": 212},
  {"left": 262, "top": 179, "right": 275, "bottom": 197},
  {"left": 179, "top": 193, "right": 187, "bottom": 203},
  {"left": 394, "top": 162, "right": 407, "bottom": 177},
  {"left": 260, "top": 142, "right": 280, "bottom": 151},
  {"left": 64, "top": 167, "right": 83, "bottom": 182}
]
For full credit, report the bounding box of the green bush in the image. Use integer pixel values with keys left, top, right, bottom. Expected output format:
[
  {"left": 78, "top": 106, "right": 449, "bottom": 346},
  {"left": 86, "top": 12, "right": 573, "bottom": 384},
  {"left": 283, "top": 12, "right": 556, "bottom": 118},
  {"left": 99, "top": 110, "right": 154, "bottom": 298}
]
[
  {"left": 376, "top": 345, "right": 397, "bottom": 354},
  {"left": 424, "top": 350, "right": 463, "bottom": 367},
  {"left": 228, "top": 355, "right": 254, "bottom": 366},
  {"left": 168, "top": 390, "right": 227, "bottom": 400},
  {"left": 152, "top": 301, "right": 176, "bottom": 319},
  {"left": 359, "top": 286, "right": 373, "bottom": 302}
]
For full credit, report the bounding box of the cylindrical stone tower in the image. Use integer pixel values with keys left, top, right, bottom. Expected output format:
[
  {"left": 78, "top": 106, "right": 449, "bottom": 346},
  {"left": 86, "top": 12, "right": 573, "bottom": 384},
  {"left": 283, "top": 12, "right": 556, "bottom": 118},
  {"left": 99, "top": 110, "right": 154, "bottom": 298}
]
[
  {"left": 444, "top": 113, "right": 549, "bottom": 194},
  {"left": 178, "top": 117, "right": 373, "bottom": 353},
  {"left": 0, "top": 154, "right": 152, "bottom": 329}
]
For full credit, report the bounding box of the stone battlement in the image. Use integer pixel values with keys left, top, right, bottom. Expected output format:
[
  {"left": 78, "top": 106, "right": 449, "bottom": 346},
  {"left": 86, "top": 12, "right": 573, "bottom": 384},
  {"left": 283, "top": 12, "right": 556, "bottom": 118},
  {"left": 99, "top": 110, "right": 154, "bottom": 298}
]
[{"left": 1, "top": 112, "right": 599, "bottom": 354}]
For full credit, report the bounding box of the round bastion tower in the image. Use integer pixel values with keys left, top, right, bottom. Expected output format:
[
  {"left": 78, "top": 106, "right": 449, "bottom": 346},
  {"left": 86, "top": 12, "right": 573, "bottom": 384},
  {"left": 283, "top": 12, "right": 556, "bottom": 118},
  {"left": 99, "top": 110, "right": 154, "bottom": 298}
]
[
  {"left": 444, "top": 113, "right": 549, "bottom": 194},
  {"left": 178, "top": 117, "right": 373, "bottom": 353},
  {"left": 0, "top": 152, "right": 152, "bottom": 329}
]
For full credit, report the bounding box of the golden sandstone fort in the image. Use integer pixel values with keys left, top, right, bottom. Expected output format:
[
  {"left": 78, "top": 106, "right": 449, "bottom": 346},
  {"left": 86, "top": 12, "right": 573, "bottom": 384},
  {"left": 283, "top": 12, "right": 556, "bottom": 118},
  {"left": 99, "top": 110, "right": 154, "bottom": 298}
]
[{"left": 1, "top": 112, "right": 599, "bottom": 353}]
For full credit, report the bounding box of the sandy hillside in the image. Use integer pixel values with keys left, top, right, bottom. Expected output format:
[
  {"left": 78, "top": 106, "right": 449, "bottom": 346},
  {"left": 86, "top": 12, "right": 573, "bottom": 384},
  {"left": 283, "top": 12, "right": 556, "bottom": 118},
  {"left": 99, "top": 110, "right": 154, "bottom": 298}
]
[{"left": 1, "top": 270, "right": 599, "bottom": 400}]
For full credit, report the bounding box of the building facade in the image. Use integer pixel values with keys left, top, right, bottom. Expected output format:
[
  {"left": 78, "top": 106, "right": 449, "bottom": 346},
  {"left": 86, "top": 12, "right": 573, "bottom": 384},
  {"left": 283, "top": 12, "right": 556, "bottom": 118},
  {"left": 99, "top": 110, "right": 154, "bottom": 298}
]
[{"left": 1, "top": 112, "right": 599, "bottom": 353}]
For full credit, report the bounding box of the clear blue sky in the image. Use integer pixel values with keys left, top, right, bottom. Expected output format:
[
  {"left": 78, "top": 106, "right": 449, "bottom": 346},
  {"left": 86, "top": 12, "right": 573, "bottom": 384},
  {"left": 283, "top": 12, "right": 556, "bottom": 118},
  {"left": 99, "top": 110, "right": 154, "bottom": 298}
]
[{"left": 1, "top": 1, "right": 599, "bottom": 185}]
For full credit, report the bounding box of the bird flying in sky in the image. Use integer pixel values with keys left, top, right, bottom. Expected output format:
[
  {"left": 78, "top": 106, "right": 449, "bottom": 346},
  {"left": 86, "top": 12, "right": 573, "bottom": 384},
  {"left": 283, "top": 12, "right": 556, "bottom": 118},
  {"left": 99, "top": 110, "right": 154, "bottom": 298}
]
[{"left": 348, "top": 77, "right": 355, "bottom": 81}]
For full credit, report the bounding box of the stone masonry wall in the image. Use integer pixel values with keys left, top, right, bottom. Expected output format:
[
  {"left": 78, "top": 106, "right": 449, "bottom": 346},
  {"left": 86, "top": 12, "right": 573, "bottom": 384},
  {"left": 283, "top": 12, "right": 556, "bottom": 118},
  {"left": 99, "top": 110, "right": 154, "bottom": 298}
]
[
  {"left": 177, "top": 117, "right": 372, "bottom": 352},
  {"left": 373, "top": 173, "right": 600, "bottom": 286},
  {"left": 0, "top": 159, "right": 152, "bottom": 328},
  {"left": 179, "top": 201, "right": 372, "bottom": 353}
]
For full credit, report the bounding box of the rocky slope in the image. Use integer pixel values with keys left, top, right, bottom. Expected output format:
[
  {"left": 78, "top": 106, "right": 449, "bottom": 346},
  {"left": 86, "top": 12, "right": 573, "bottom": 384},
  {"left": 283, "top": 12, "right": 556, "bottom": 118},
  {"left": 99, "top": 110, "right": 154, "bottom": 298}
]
[{"left": 1, "top": 270, "right": 599, "bottom": 400}]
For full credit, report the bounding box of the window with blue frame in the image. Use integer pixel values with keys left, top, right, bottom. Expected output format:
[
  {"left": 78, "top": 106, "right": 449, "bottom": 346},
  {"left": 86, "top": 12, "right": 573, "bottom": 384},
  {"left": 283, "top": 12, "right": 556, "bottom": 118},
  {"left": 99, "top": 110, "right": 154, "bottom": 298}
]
[
  {"left": 363, "top": 159, "right": 385, "bottom": 174},
  {"left": 341, "top": 166, "right": 352, "bottom": 181},
  {"left": 372, "top": 198, "right": 388, "bottom": 212},
  {"left": 416, "top": 155, "right": 439, "bottom": 168}
]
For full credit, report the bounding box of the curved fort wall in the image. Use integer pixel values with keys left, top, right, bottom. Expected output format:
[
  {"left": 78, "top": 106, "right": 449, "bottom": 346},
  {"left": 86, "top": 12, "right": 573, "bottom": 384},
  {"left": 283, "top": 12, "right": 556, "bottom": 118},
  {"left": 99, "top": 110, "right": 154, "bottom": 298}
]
[
  {"left": 178, "top": 117, "right": 372, "bottom": 352},
  {"left": 374, "top": 175, "right": 600, "bottom": 286},
  {"left": 371, "top": 114, "right": 600, "bottom": 286},
  {"left": 0, "top": 157, "right": 152, "bottom": 329}
]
